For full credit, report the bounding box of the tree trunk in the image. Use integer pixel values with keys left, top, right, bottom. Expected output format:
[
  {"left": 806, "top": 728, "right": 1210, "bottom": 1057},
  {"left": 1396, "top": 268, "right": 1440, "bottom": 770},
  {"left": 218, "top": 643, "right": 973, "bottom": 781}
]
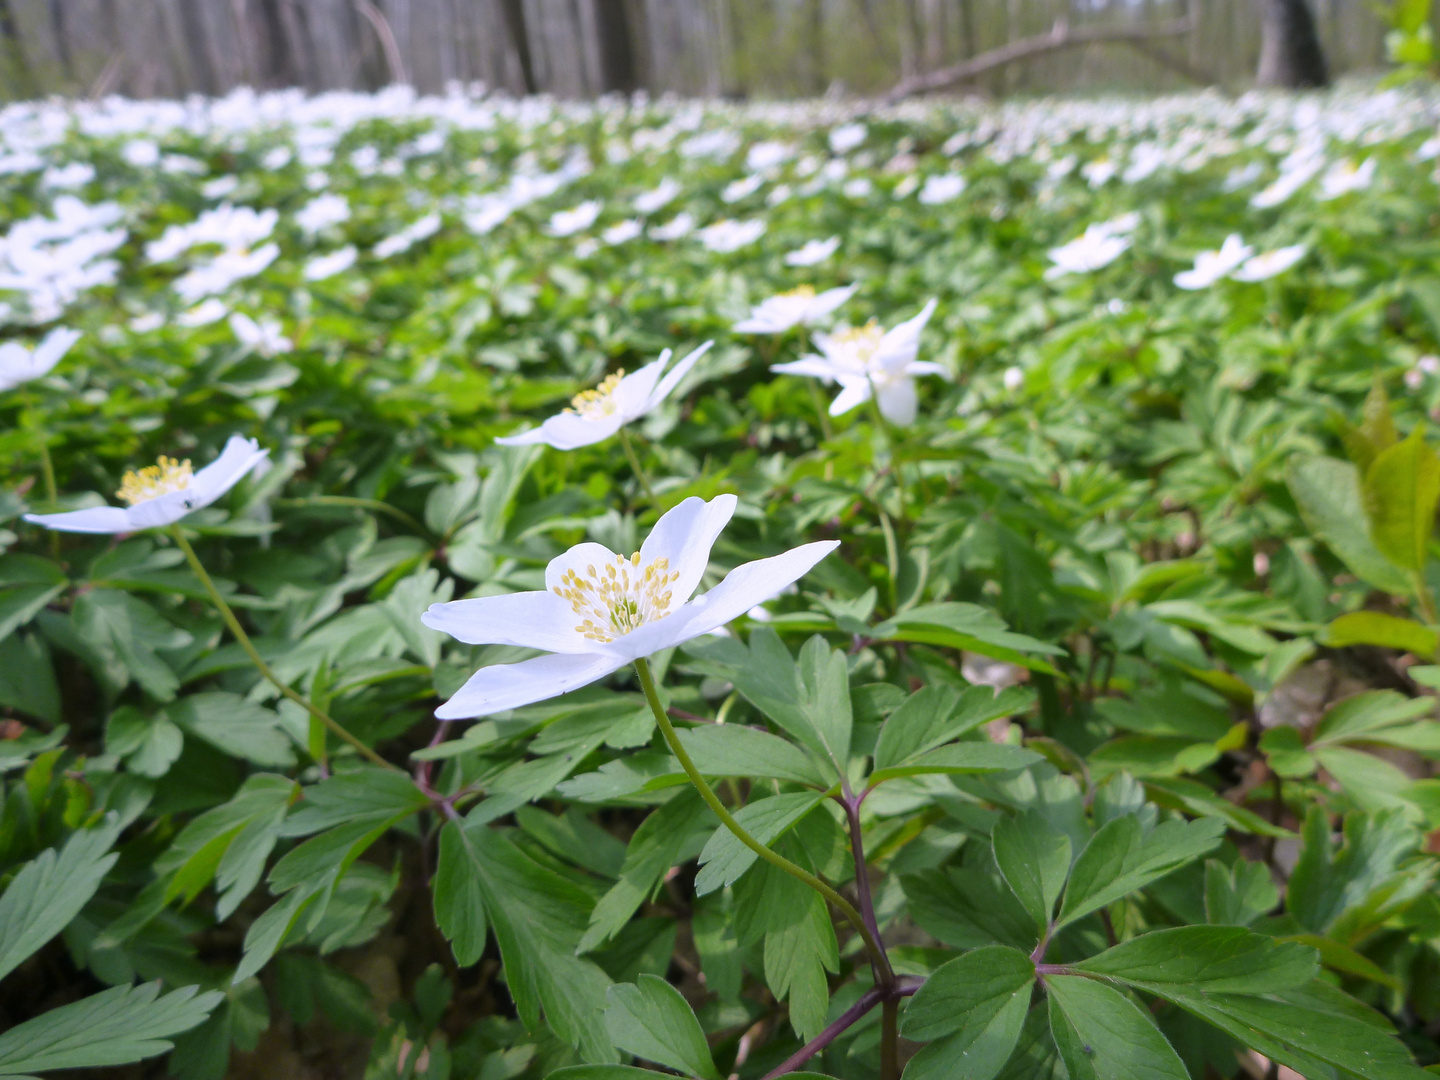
[
  {"left": 498, "top": 0, "right": 536, "bottom": 92},
  {"left": 1255, "top": 0, "right": 1328, "bottom": 87},
  {"left": 593, "top": 0, "right": 636, "bottom": 91}
]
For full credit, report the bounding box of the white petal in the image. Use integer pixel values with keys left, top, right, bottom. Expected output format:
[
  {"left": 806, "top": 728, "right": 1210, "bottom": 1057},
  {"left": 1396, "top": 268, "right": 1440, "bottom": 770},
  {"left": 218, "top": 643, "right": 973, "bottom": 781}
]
[
  {"left": 733, "top": 315, "right": 785, "bottom": 334},
  {"left": 639, "top": 494, "right": 737, "bottom": 605},
  {"left": 829, "top": 378, "right": 872, "bottom": 416},
  {"left": 421, "top": 591, "right": 600, "bottom": 653},
  {"left": 188, "top": 436, "right": 269, "bottom": 508},
  {"left": 545, "top": 542, "right": 626, "bottom": 592},
  {"left": 34, "top": 327, "right": 80, "bottom": 373},
  {"left": 494, "top": 426, "right": 555, "bottom": 447},
  {"left": 24, "top": 506, "right": 133, "bottom": 533},
  {"left": 646, "top": 341, "right": 712, "bottom": 411},
  {"left": 905, "top": 361, "right": 950, "bottom": 379},
  {"left": 611, "top": 351, "right": 670, "bottom": 417},
  {"left": 125, "top": 490, "right": 195, "bottom": 529},
  {"left": 875, "top": 377, "right": 918, "bottom": 425},
  {"left": 516, "top": 411, "right": 624, "bottom": 451},
  {"left": 668, "top": 541, "right": 840, "bottom": 643},
  {"left": 809, "top": 285, "right": 857, "bottom": 319},
  {"left": 435, "top": 650, "right": 625, "bottom": 719},
  {"left": 874, "top": 299, "right": 936, "bottom": 370},
  {"left": 771, "top": 357, "right": 841, "bottom": 382}
]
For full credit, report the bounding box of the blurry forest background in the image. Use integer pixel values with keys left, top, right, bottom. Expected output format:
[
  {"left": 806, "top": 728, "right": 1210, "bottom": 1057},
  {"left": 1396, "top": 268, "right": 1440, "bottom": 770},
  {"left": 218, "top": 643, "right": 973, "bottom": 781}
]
[{"left": 0, "top": 0, "right": 1415, "bottom": 102}]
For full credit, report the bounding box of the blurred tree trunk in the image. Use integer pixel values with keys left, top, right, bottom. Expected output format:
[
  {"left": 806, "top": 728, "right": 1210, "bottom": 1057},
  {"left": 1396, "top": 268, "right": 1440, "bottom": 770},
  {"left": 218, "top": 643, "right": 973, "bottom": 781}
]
[
  {"left": 957, "top": 0, "right": 974, "bottom": 58},
  {"left": 498, "top": 0, "right": 536, "bottom": 92},
  {"left": 808, "top": 0, "right": 824, "bottom": 92},
  {"left": 1255, "top": 0, "right": 1328, "bottom": 86},
  {"left": 593, "top": 0, "right": 637, "bottom": 90}
]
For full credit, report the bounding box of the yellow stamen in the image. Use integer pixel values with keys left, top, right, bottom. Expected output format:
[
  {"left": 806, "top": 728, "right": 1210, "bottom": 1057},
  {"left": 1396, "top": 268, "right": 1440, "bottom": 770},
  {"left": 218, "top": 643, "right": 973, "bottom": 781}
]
[
  {"left": 566, "top": 370, "right": 626, "bottom": 420},
  {"left": 552, "top": 550, "right": 681, "bottom": 642},
  {"left": 116, "top": 456, "right": 192, "bottom": 505},
  {"left": 779, "top": 285, "right": 816, "bottom": 299}
]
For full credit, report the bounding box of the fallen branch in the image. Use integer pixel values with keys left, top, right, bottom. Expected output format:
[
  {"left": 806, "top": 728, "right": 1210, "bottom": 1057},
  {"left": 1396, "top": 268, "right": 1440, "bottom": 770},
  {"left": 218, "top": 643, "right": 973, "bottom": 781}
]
[{"left": 884, "top": 17, "right": 1195, "bottom": 101}]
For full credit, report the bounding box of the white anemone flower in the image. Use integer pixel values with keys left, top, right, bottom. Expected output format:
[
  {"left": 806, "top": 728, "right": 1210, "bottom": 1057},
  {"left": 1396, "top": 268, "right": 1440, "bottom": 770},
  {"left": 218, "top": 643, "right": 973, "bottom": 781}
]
[
  {"left": 0, "top": 327, "right": 80, "bottom": 391},
  {"left": 420, "top": 494, "right": 838, "bottom": 719},
  {"left": 229, "top": 313, "right": 292, "bottom": 356},
  {"left": 634, "top": 179, "right": 681, "bottom": 215},
  {"left": 785, "top": 237, "right": 840, "bottom": 267},
  {"left": 547, "top": 201, "right": 601, "bottom": 237},
  {"left": 772, "top": 299, "right": 944, "bottom": 425},
  {"left": 1231, "top": 244, "right": 1307, "bottom": 282},
  {"left": 917, "top": 174, "right": 966, "bottom": 205},
  {"left": 829, "top": 123, "right": 866, "bottom": 154},
  {"left": 650, "top": 213, "right": 695, "bottom": 242},
  {"left": 1173, "top": 234, "right": 1254, "bottom": 290},
  {"left": 303, "top": 246, "right": 358, "bottom": 282},
  {"left": 1317, "top": 158, "right": 1376, "bottom": 201},
  {"left": 24, "top": 435, "right": 268, "bottom": 534},
  {"left": 602, "top": 220, "right": 642, "bottom": 246},
  {"left": 496, "top": 342, "right": 712, "bottom": 451},
  {"left": 698, "top": 218, "right": 765, "bottom": 253},
  {"left": 1045, "top": 222, "right": 1131, "bottom": 280},
  {"left": 734, "top": 285, "right": 856, "bottom": 335}
]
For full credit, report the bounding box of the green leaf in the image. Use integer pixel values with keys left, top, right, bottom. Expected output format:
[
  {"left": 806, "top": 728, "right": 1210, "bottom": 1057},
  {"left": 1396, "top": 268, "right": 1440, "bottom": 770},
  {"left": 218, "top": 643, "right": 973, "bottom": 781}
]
[
  {"left": 694, "top": 791, "right": 828, "bottom": 895},
  {"left": 0, "top": 633, "right": 60, "bottom": 724},
  {"left": 1322, "top": 611, "right": 1439, "bottom": 658},
  {"left": 73, "top": 589, "right": 191, "bottom": 701},
  {"left": 1363, "top": 425, "right": 1440, "bottom": 573},
  {"left": 676, "top": 724, "right": 829, "bottom": 787},
  {"left": 0, "top": 983, "right": 223, "bottom": 1074},
  {"left": 549, "top": 1068, "right": 669, "bottom": 1080},
  {"left": 992, "top": 811, "right": 1071, "bottom": 933},
  {"left": 763, "top": 892, "right": 837, "bottom": 1041},
  {"left": 874, "top": 686, "right": 1035, "bottom": 771},
  {"left": 1057, "top": 814, "right": 1225, "bottom": 928},
  {"left": 105, "top": 706, "right": 184, "bottom": 778},
  {"left": 604, "top": 975, "right": 719, "bottom": 1080},
  {"left": 281, "top": 767, "right": 430, "bottom": 836},
  {"left": 1288, "top": 457, "right": 1412, "bottom": 594},
  {"left": 1045, "top": 974, "right": 1189, "bottom": 1080},
  {"left": 163, "top": 692, "right": 296, "bottom": 768},
  {"left": 0, "top": 817, "right": 121, "bottom": 981},
  {"left": 434, "top": 821, "right": 488, "bottom": 967},
  {"left": 447, "top": 818, "right": 615, "bottom": 1062},
  {"left": 1073, "top": 926, "right": 1318, "bottom": 994},
  {"left": 1204, "top": 859, "right": 1278, "bottom": 927},
  {"left": 873, "top": 602, "right": 1065, "bottom": 671},
  {"left": 1258, "top": 726, "right": 1317, "bottom": 778},
  {"left": 1313, "top": 690, "right": 1435, "bottom": 745},
  {"left": 902, "top": 949, "right": 1032, "bottom": 1080},
  {"left": 868, "top": 743, "right": 1041, "bottom": 784},
  {"left": 797, "top": 634, "right": 853, "bottom": 773},
  {"left": 1288, "top": 806, "right": 1417, "bottom": 934}
]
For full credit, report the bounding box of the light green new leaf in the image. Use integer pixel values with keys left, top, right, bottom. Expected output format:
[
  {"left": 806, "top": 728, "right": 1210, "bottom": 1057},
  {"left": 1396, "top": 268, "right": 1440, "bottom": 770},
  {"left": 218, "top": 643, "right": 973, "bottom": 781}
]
[
  {"left": 1313, "top": 690, "right": 1435, "bottom": 745},
  {"left": 874, "top": 685, "right": 1035, "bottom": 771},
  {"left": 1363, "top": 426, "right": 1440, "bottom": 573},
  {"left": 604, "top": 976, "right": 719, "bottom": 1080},
  {"left": 676, "top": 724, "right": 829, "bottom": 787},
  {"left": 992, "top": 811, "right": 1072, "bottom": 933},
  {"left": 694, "top": 791, "right": 828, "bottom": 895},
  {"left": 0, "top": 816, "right": 121, "bottom": 982},
  {"left": 1322, "top": 611, "right": 1439, "bottom": 658},
  {"left": 1204, "top": 859, "right": 1279, "bottom": 927},
  {"left": 1046, "top": 975, "right": 1188, "bottom": 1080},
  {"left": 1057, "top": 814, "right": 1225, "bottom": 928},
  {"left": 1287, "top": 456, "right": 1411, "bottom": 594},
  {"left": 0, "top": 983, "right": 223, "bottom": 1074},
  {"left": 1074, "top": 926, "right": 1318, "bottom": 994},
  {"left": 868, "top": 743, "right": 1041, "bottom": 784},
  {"left": 434, "top": 821, "right": 488, "bottom": 966}
]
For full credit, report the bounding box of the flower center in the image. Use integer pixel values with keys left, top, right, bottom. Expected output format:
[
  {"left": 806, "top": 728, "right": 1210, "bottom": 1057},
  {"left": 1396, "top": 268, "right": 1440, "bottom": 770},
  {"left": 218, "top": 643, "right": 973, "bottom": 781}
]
[
  {"left": 779, "top": 285, "right": 816, "bottom": 299},
  {"left": 567, "top": 370, "right": 625, "bottom": 419},
  {"left": 553, "top": 550, "right": 680, "bottom": 642},
  {"left": 828, "top": 320, "right": 883, "bottom": 369},
  {"left": 116, "top": 456, "right": 192, "bottom": 505}
]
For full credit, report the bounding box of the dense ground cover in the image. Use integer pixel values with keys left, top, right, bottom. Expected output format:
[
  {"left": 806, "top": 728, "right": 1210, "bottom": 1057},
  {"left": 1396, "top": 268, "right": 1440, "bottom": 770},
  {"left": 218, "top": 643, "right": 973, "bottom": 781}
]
[{"left": 2, "top": 80, "right": 1440, "bottom": 1079}]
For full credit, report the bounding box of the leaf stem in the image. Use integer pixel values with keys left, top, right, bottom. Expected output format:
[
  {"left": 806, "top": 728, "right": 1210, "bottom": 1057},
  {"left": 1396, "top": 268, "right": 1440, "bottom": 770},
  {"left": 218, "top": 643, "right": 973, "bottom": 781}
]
[
  {"left": 1412, "top": 569, "right": 1439, "bottom": 629},
  {"left": 272, "top": 495, "right": 433, "bottom": 540},
  {"left": 880, "top": 997, "right": 899, "bottom": 1080},
  {"left": 617, "top": 427, "right": 659, "bottom": 504},
  {"left": 169, "top": 524, "right": 400, "bottom": 772},
  {"left": 841, "top": 793, "right": 896, "bottom": 989},
  {"left": 634, "top": 656, "right": 888, "bottom": 972},
  {"left": 762, "top": 986, "right": 883, "bottom": 1080}
]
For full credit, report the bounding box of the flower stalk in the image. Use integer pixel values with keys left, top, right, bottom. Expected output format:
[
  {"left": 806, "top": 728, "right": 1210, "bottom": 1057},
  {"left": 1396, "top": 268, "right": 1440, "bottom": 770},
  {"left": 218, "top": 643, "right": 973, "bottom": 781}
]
[
  {"left": 617, "top": 427, "right": 658, "bottom": 504},
  {"left": 169, "top": 523, "right": 399, "bottom": 772}
]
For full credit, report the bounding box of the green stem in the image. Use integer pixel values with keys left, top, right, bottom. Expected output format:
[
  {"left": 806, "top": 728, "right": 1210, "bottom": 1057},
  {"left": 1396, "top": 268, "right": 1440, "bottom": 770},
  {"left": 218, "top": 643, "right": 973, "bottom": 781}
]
[
  {"left": 169, "top": 524, "right": 399, "bottom": 772},
  {"left": 1413, "top": 570, "right": 1439, "bottom": 629},
  {"left": 633, "top": 656, "right": 889, "bottom": 973},
  {"left": 617, "top": 427, "right": 658, "bottom": 504},
  {"left": 866, "top": 397, "right": 910, "bottom": 528},
  {"left": 807, "top": 380, "right": 835, "bottom": 441},
  {"left": 272, "top": 496, "right": 432, "bottom": 540},
  {"left": 25, "top": 397, "right": 59, "bottom": 558}
]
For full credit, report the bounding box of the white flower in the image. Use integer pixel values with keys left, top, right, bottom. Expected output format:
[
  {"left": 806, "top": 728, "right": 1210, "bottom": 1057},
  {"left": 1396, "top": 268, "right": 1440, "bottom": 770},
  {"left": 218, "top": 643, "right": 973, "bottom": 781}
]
[
  {"left": 1406, "top": 355, "right": 1440, "bottom": 390},
  {"left": 1251, "top": 157, "right": 1323, "bottom": 208},
  {"left": 262, "top": 146, "right": 293, "bottom": 170},
  {"left": 0, "top": 327, "right": 80, "bottom": 391},
  {"left": 917, "top": 174, "right": 966, "bottom": 205},
  {"left": 1317, "top": 158, "right": 1376, "bottom": 201},
  {"left": 1003, "top": 366, "right": 1024, "bottom": 392},
  {"left": 202, "top": 176, "right": 239, "bottom": 200},
  {"left": 547, "top": 200, "right": 601, "bottom": 237},
  {"left": 721, "top": 175, "right": 763, "bottom": 204},
  {"left": 463, "top": 194, "right": 514, "bottom": 235},
  {"left": 698, "top": 218, "right": 765, "bottom": 253},
  {"left": 25, "top": 435, "right": 268, "bottom": 534},
  {"left": 374, "top": 213, "right": 441, "bottom": 259},
  {"left": 420, "top": 494, "right": 838, "bottom": 718},
  {"left": 842, "top": 178, "right": 873, "bottom": 199},
  {"left": 634, "top": 179, "right": 681, "bottom": 215},
  {"left": 746, "top": 141, "right": 793, "bottom": 172},
  {"left": 1174, "top": 234, "right": 1254, "bottom": 290},
  {"left": 303, "top": 246, "right": 358, "bottom": 281},
  {"left": 734, "top": 285, "right": 856, "bottom": 334},
  {"left": 172, "top": 243, "right": 279, "bottom": 302},
  {"left": 1082, "top": 158, "right": 1116, "bottom": 187},
  {"left": 42, "top": 163, "right": 94, "bottom": 190},
  {"left": 496, "top": 343, "right": 712, "bottom": 451},
  {"left": 296, "top": 193, "right": 350, "bottom": 236},
  {"left": 1045, "top": 225, "right": 1131, "bottom": 280},
  {"left": 1231, "top": 244, "right": 1307, "bottom": 282},
  {"left": 829, "top": 123, "right": 866, "bottom": 154},
  {"left": 784, "top": 237, "right": 840, "bottom": 267},
  {"left": 129, "top": 312, "right": 164, "bottom": 334},
  {"left": 123, "top": 140, "right": 160, "bottom": 168},
  {"left": 649, "top": 213, "right": 695, "bottom": 241},
  {"left": 772, "top": 299, "right": 944, "bottom": 425},
  {"left": 177, "top": 299, "right": 229, "bottom": 327},
  {"left": 602, "top": 220, "right": 642, "bottom": 246},
  {"left": 229, "top": 313, "right": 292, "bottom": 356}
]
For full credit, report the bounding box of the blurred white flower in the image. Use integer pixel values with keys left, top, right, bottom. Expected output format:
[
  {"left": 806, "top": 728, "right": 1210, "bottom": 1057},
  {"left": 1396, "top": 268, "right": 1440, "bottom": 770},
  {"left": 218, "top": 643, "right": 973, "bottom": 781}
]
[
  {"left": 129, "top": 312, "right": 165, "bottom": 334},
  {"left": 1045, "top": 223, "right": 1131, "bottom": 280},
  {"left": 303, "top": 246, "right": 357, "bottom": 281},
  {"left": 650, "top": 213, "right": 695, "bottom": 241},
  {"left": 547, "top": 200, "right": 601, "bottom": 237},
  {"left": 261, "top": 146, "right": 293, "bottom": 170},
  {"left": 42, "top": 163, "right": 93, "bottom": 190},
  {"left": 746, "top": 141, "right": 793, "bottom": 172},
  {"left": 201, "top": 175, "right": 239, "bottom": 200},
  {"left": 122, "top": 140, "right": 160, "bottom": 167},
  {"left": 374, "top": 212, "right": 440, "bottom": 258},
  {"left": 1406, "top": 355, "right": 1440, "bottom": 390},
  {"left": 1317, "top": 158, "right": 1376, "bottom": 201},
  {"left": 784, "top": 236, "right": 840, "bottom": 267},
  {"left": 766, "top": 184, "right": 793, "bottom": 207},
  {"left": 772, "top": 299, "right": 944, "bottom": 425},
  {"left": 177, "top": 299, "right": 230, "bottom": 327},
  {"left": 734, "top": 284, "right": 856, "bottom": 334},
  {"left": 296, "top": 193, "right": 350, "bottom": 236},
  {"left": 918, "top": 174, "right": 966, "bottom": 205},
  {"left": 1003, "top": 366, "right": 1024, "bottom": 392},
  {"left": 698, "top": 218, "right": 765, "bottom": 253},
  {"left": 1251, "top": 156, "right": 1323, "bottom": 208},
  {"left": 229, "top": 313, "right": 292, "bottom": 356},
  {"left": 1081, "top": 158, "right": 1116, "bottom": 187},
  {"left": 1231, "top": 244, "right": 1307, "bottom": 282},
  {"left": 829, "top": 123, "right": 866, "bottom": 154},
  {"left": 842, "top": 177, "right": 873, "bottom": 199},
  {"left": 497, "top": 342, "right": 711, "bottom": 451},
  {"left": 172, "top": 243, "right": 279, "bottom": 302},
  {"left": 602, "top": 220, "right": 642, "bottom": 245},
  {"left": 1174, "top": 234, "right": 1254, "bottom": 290},
  {"left": 0, "top": 327, "right": 80, "bottom": 391},
  {"left": 634, "top": 178, "right": 681, "bottom": 215},
  {"left": 25, "top": 435, "right": 268, "bottom": 534},
  {"left": 722, "top": 174, "right": 763, "bottom": 203}
]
